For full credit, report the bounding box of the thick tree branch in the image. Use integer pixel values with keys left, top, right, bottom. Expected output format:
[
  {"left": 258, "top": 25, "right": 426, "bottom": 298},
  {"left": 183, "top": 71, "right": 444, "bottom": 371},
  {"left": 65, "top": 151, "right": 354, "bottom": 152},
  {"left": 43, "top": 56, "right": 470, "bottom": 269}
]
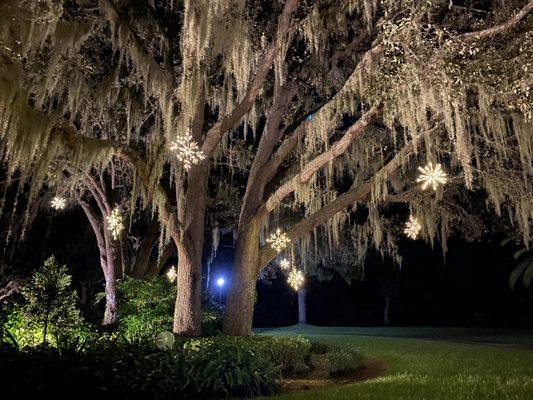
[
  {"left": 200, "top": 0, "right": 300, "bottom": 159},
  {"left": 239, "top": 82, "right": 297, "bottom": 225},
  {"left": 56, "top": 122, "right": 183, "bottom": 244},
  {"left": 456, "top": 2, "right": 533, "bottom": 41},
  {"left": 262, "top": 105, "right": 380, "bottom": 214},
  {"left": 258, "top": 128, "right": 430, "bottom": 267}
]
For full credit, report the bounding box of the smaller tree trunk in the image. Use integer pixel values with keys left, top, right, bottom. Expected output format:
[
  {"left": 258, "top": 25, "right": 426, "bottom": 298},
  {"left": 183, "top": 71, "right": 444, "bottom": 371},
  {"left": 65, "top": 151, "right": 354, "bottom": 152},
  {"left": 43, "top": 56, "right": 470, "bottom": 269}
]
[
  {"left": 42, "top": 299, "right": 51, "bottom": 344},
  {"left": 298, "top": 286, "right": 307, "bottom": 324},
  {"left": 384, "top": 295, "right": 390, "bottom": 325},
  {"left": 130, "top": 220, "right": 160, "bottom": 278},
  {"left": 102, "top": 272, "right": 117, "bottom": 325}
]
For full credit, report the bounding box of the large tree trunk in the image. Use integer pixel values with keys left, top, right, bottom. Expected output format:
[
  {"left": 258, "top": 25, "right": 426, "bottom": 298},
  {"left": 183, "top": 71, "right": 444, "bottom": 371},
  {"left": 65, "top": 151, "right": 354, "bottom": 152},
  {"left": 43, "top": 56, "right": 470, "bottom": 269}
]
[
  {"left": 298, "top": 286, "right": 307, "bottom": 324},
  {"left": 172, "top": 236, "right": 202, "bottom": 336},
  {"left": 222, "top": 221, "right": 261, "bottom": 336},
  {"left": 172, "top": 164, "right": 207, "bottom": 336}
]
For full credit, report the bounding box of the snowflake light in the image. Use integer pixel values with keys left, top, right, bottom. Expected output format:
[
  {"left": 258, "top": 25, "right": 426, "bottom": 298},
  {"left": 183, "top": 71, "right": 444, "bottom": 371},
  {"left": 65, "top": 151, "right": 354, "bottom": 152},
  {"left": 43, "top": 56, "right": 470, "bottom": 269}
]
[
  {"left": 287, "top": 269, "right": 304, "bottom": 291},
  {"left": 169, "top": 130, "right": 205, "bottom": 170},
  {"left": 166, "top": 266, "right": 177, "bottom": 282},
  {"left": 279, "top": 258, "right": 291, "bottom": 270},
  {"left": 403, "top": 215, "right": 421, "bottom": 239},
  {"left": 51, "top": 196, "right": 66, "bottom": 210},
  {"left": 266, "top": 228, "right": 291, "bottom": 252},
  {"left": 106, "top": 207, "right": 124, "bottom": 240},
  {"left": 416, "top": 162, "right": 448, "bottom": 191}
]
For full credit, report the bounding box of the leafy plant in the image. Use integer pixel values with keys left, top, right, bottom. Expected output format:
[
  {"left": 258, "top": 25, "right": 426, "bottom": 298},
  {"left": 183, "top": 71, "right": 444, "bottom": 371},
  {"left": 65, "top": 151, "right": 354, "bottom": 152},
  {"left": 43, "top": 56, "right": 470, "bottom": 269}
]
[
  {"left": 116, "top": 276, "right": 176, "bottom": 339},
  {"left": 116, "top": 276, "right": 224, "bottom": 338},
  {"left": 182, "top": 336, "right": 279, "bottom": 397},
  {"left": 501, "top": 238, "right": 533, "bottom": 289},
  {"left": 327, "top": 348, "right": 363, "bottom": 377},
  {"left": 509, "top": 248, "right": 533, "bottom": 289},
  {"left": 0, "top": 335, "right": 284, "bottom": 399},
  {"left": 17, "top": 256, "right": 85, "bottom": 346},
  {"left": 251, "top": 335, "right": 311, "bottom": 373},
  {"left": 310, "top": 340, "right": 330, "bottom": 354}
]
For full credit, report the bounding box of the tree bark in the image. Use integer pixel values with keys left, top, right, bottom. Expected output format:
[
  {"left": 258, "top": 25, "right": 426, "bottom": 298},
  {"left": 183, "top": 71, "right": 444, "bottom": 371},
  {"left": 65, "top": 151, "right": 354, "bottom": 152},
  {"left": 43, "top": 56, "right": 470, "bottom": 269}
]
[
  {"left": 130, "top": 219, "right": 160, "bottom": 278},
  {"left": 102, "top": 270, "right": 117, "bottom": 325},
  {"left": 172, "top": 236, "right": 202, "bottom": 336},
  {"left": 173, "top": 163, "right": 208, "bottom": 336},
  {"left": 298, "top": 285, "right": 307, "bottom": 324},
  {"left": 222, "top": 219, "right": 261, "bottom": 335},
  {"left": 79, "top": 200, "right": 118, "bottom": 326}
]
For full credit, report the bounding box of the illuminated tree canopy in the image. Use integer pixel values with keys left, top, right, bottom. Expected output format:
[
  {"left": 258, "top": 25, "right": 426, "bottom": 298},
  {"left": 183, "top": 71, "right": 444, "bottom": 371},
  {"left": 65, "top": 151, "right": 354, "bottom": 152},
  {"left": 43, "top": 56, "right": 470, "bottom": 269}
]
[{"left": 0, "top": 0, "right": 531, "bottom": 335}]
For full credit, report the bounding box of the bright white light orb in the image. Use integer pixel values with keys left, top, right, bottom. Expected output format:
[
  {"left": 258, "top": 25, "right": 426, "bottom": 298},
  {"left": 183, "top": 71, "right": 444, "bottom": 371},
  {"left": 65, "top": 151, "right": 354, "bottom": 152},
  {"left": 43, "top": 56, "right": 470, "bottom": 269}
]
[
  {"left": 51, "top": 196, "right": 66, "bottom": 210},
  {"left": 217, "top": 278, "right": 225, "bottom": 287},
  {"left": 266, "top": 228, "right": 291, "bottom": 252},
  {"left": 403, "top": 215, "right": 421, "bottom": 239},
  {"left": 169, "top": 130, "right": 205, "bottom": 170},
  {"left": 416, "top": 162, "right": 448, "bottom": 191}
]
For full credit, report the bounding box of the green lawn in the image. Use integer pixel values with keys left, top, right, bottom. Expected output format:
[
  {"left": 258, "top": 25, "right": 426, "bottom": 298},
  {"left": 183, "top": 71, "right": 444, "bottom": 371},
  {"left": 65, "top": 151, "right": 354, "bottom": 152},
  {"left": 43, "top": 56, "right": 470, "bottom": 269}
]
[{"left": 257, "top": 325, "right": 533, "bottom": 400}]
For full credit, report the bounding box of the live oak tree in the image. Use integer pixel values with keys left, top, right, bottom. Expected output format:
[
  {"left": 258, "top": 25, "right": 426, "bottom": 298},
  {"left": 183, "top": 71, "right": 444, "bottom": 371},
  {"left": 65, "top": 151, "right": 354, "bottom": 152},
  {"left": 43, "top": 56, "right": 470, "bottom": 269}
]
[{"left": 0, "top": 0, "right": 532, "bottom": 336}]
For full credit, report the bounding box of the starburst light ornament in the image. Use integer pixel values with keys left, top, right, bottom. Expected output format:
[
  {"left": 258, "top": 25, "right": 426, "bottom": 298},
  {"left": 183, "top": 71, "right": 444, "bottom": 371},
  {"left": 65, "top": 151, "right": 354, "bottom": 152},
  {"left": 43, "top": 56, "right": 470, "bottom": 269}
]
[
  {"left": 287, "top": 269, "right": 305, "bottom": 291},
  {"left": 169, "top": 129, "right": 205, "bottom": 170},
  {"left": 266, "top": 228, "right": 291, "bottom": 252},
  {"left": 106, "top": 207, "right": 124, "bottom": 240},
  {"left": 279, "top": 258, "right": 291, "bottom": 270},
  {"left": 403, "top": 215, "right": 421, "bottom": 239},
  {"left": 51, "top": 196, "right": 66, "bottom": 210},
  {"left": 166, "top": 266, "right": 177, "bottom": 282},
  {"left": 416, "top": 162, "right": 448, "bottom": 191}
]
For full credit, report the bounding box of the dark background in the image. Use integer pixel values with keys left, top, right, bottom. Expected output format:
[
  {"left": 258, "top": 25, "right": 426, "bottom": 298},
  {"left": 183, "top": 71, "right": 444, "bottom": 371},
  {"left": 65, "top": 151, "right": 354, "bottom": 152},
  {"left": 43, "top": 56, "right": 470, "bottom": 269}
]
[{"left": 2, "top": 205, "right": 532, "bottom": 329}]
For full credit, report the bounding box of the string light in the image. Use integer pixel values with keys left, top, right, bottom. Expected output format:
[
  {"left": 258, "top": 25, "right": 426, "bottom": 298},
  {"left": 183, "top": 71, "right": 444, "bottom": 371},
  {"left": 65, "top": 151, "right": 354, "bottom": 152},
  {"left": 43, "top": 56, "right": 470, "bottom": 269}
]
[
  {"left": 51, "top": 196, "right": 66, "bottom": 210},
  {"left": 106, "top": 207, "right": 124, "bottom": 240},
  {"left": 287, "top": 269, "right": 304, "bottom": 291},
  {"left": 403, "top": 215, "right": 421, "bottom": 239},
  {"left": 417, "top": 162, "right": 448, "bottom": 191},
  {"left": 279, "top": 258, "right": 291, "bottom": 270},
  {"left": 169, "top": 129, "right": 205, "bottom": 170},
  {"left": 166, "top": 266, "right": 177, "bottom": 282},
  {"left": 266, "top": 228, "right": 291, "bottom": 252}
]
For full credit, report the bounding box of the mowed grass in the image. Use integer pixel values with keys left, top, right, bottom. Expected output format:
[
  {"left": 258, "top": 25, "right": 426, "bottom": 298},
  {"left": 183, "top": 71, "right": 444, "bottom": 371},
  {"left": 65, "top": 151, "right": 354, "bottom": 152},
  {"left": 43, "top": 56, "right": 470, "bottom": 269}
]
[{"left": 257, "top": 325, "right": 533, "bottom": 400}]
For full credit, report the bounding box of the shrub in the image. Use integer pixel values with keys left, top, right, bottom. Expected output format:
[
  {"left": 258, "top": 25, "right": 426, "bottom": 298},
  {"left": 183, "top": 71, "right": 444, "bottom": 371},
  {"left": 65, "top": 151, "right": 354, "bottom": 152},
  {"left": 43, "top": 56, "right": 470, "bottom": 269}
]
[
  {"left": 0, "top": 335, "right": 284, "bottom": 399},
  {"left": 0, "top": 340, "right": 185, "bottom": 399},
  {"left": 116, "top": 276, "right": 175, "bottom": 339},
  {"left": 251, "top": 335, "right": 311, "bottom": 373},
  {"left": 8, "top": 256, "right": 89, "bottom": 347},
  {"left": 116, "top": 277, "right": 224, "bottom": 339},
  {"left": 182, "top": 336, "right": 279, "bottom": 397},
  {"left": 309, "top": 340, "right": 330, "bottom": 354},
  {"left": 327, "top": 348, "right": 363, "bottom": 377}
]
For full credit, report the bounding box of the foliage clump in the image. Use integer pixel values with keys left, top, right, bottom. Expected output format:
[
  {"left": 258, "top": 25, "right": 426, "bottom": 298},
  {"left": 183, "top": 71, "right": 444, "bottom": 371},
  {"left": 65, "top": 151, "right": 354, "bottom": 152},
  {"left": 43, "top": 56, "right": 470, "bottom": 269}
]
[
  {"left": 116, "top": 276, "right": 223, "bottom": 339},
  {"left": 11, "top": 256, "right": 86, "bottom": 347}
]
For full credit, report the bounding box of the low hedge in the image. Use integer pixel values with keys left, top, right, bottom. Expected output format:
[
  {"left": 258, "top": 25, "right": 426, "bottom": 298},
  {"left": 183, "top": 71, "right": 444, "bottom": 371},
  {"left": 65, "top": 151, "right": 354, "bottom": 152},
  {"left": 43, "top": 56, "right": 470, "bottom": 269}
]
[{"left": 0, "top": 334, "right": 312, "bottom": 399}]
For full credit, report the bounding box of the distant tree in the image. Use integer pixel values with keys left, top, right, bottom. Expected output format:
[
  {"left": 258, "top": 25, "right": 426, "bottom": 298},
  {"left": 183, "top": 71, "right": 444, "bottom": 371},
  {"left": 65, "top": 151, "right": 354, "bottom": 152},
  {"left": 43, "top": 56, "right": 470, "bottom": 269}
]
[{"left": 19, "top": 256, "right": 83, "bottom": 344}]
